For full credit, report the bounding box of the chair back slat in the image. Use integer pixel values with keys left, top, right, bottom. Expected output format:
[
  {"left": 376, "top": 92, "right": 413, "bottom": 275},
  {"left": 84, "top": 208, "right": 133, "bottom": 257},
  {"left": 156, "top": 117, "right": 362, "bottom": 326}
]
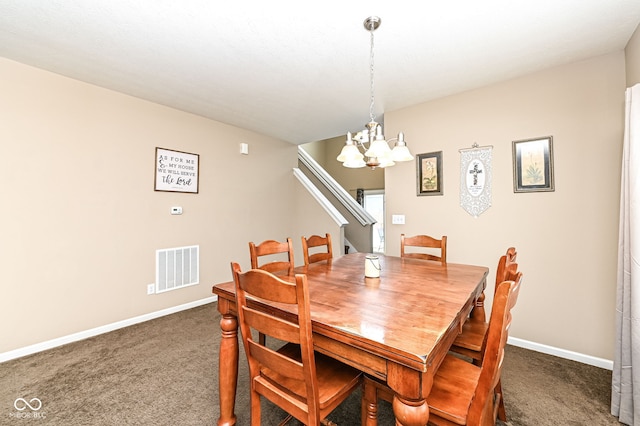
[
  {"left": 400, "top": 234, "right": 447, "bottom": 264},
  {"left": 302, "top": 234, "right": 333, "bottom": 266},
  {"left": 249, "top": 238, "right": 295, "bottom": 273},
  {"left": 248, "top": 340, "right": 306, "bottom": 382},
  {"left": 242, "top": 308, "right": 301, "bottom": 343},
  {"left": 495, "top": 247, "right": 518, "bottom": 290}
]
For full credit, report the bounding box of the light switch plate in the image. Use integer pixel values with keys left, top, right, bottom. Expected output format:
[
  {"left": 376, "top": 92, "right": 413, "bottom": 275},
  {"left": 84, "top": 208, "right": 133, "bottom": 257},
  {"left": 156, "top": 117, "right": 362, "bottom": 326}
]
[{"left": 392, "top": 214, "right": 405, "bottom": 225}]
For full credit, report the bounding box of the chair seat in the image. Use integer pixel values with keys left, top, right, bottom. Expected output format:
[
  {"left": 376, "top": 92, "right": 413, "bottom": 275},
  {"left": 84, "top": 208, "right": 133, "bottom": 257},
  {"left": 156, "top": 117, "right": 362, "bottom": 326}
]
[
  {"left": 428, "top": 354, "right": 481, "bottom": 425},
  {"left": 452, "top": 320, "right": 489, "bottom": 352},
  {"left": 261, "top": 343, "right": 362, "bottom": 411}
]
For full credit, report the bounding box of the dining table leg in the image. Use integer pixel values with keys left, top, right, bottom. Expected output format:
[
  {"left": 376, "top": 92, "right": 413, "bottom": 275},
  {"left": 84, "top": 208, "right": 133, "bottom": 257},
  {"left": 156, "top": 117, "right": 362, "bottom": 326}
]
[
  {"left": 217, "top": 299, "right": 239, "bottom": 426},
  {"left": 392, "top": 396, "right": 430, "bottom": 426},
  {"left": 361, "top": 385, "right": 429, "bottom": 426},
  {"left": 469, "top": 277, "right": 488, "bottom": 322},
  {"left": 470, "top": 290, "right": 486, "bottom": 322},
  {"left": 387, "top": 364, "right": 432, "bottom": 426}
]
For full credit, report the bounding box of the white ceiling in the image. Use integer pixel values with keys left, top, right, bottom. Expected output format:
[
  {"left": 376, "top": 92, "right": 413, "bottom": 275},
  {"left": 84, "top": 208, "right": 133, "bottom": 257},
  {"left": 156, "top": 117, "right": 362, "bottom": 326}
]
[{"left": 1, "top": 1, "right": 640, "bottom": 145}]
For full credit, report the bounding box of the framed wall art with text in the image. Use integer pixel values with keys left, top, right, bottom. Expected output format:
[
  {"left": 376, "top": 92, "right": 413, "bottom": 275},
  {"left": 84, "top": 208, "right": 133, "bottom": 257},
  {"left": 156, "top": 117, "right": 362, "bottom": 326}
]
[{"left": 154, "top": 147, "right": 199, "bottom": 193}]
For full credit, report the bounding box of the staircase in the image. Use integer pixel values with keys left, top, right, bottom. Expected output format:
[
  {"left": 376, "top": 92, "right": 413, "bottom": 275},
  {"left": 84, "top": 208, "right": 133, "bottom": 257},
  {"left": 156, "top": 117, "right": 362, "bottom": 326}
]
[{"left": 295, "top": 146, "right": 375, "bottom": 253}]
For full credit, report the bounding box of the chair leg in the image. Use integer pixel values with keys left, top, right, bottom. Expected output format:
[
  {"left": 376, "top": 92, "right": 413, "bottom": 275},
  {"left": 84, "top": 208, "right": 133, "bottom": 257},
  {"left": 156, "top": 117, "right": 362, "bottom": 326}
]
[
  {"left": 362, "top": 377, "right": 380, "bottom": 426},
  {"left": 277, "top": 414, "right": 293, "bottom": 426},
  {"left": 250, "top": 389, "right": 261, "bottom": 426},
  {"left": 496, "top": 379, "right": 507, "bottom": 422},
  {"left": 258, "top": 332, "right": 266, "bottom": 346}
]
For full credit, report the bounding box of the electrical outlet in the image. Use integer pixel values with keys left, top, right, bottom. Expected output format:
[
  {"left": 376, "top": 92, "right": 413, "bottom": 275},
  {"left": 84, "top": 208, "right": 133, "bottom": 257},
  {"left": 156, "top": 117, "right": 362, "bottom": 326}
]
[{"left": 147, "top": 283, "right": 155, "bottom": 295}]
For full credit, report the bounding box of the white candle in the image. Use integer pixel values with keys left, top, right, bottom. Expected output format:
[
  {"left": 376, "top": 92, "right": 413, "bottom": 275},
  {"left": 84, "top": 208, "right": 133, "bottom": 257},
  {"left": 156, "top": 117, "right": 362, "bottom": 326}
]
[{"left": 365, "top": 255, "right": 381, "bottom": 278}]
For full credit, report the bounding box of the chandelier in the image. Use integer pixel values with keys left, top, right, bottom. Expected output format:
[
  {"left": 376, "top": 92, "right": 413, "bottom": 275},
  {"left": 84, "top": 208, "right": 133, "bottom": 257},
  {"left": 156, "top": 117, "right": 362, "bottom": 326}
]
[{"left": 337, "top": 16, "right": 413, "bottom": 169}]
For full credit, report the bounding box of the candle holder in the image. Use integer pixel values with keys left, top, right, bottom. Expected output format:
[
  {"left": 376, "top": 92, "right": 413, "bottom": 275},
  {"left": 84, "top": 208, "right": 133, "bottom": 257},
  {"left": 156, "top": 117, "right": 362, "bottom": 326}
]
[{"left": 365, "top": 254, "right": 381, "bottom": 278}]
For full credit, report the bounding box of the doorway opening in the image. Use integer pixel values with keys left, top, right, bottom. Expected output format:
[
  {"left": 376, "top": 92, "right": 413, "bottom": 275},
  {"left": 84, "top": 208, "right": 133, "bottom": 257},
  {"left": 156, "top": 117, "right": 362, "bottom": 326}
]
[{"left": 363, "top": 190, "right": 385, "bottom": 253}]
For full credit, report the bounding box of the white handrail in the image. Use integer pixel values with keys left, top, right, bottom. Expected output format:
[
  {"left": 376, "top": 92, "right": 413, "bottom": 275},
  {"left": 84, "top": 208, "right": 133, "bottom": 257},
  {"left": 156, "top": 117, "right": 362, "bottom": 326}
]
[
  {"left": 297, "top": 147, "right": 376, "bottom": 226},
  {"left": 293, "top": 168, "right": 348, "bottom": 227}
]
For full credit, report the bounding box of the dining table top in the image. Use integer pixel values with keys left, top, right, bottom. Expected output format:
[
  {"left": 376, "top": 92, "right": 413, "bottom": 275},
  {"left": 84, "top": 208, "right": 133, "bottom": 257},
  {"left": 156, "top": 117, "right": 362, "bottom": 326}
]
[{"left": 212, "top": 252, "right": 489, "bottom": 373}]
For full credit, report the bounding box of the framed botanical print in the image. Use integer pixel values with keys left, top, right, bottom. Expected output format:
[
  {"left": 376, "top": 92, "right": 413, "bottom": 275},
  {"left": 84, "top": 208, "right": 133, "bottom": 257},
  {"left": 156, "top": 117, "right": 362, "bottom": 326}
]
[
  {"left": 512, "top": 136, "right": 554, "bottom": 193},
  {"left": 416, "top": 151, "right": 443, "bottom": 196}
]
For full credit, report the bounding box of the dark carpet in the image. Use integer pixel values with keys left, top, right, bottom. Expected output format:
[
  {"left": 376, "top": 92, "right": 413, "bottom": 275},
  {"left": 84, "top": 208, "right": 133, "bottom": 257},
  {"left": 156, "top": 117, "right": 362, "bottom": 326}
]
[{"left": 0, "top": 303, "right": 620, "bottom": 425}]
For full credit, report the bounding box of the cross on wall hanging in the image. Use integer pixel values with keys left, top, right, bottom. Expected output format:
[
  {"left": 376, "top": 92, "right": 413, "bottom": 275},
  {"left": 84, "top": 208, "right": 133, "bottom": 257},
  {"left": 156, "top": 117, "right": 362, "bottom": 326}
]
[{"left": 459, "top": 143, "right": 493, "bottom": 217}]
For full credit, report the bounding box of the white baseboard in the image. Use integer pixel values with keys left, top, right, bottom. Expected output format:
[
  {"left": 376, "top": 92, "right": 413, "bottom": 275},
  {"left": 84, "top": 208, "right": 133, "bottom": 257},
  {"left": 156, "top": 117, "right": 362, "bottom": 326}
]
[
  {"left": 2, "top": 301, "right": 613, "bottom": 371},
  {"left": 508, "top": 336, "right": 613, "bottom": 370},
  {"left": 0, "top": 296, "right": 218, "bottom": 364}
]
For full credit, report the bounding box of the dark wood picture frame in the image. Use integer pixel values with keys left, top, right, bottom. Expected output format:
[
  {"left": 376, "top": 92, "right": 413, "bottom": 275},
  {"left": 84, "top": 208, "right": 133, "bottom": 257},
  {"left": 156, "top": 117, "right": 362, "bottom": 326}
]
[
  {"left": 416, "top": 151, "right": 443, "bottom": 196},
  {"left": 512, "top": 136, "right": 554, "bottom": 193}
]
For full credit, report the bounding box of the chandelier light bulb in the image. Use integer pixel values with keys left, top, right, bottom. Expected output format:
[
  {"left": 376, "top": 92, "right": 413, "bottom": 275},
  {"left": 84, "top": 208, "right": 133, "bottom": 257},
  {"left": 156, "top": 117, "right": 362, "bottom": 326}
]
[
  {"left": 344, "top": 157, "right": 367, "bottom": 168},
  {"left": 365, "top": 137, "right": 392, "bottom": 159},
  {"left": 377, "top": 154, "right": 396, "bottom": 168},
  {"left": 391, "top": 132, "right": 414, "bottom": 162}
]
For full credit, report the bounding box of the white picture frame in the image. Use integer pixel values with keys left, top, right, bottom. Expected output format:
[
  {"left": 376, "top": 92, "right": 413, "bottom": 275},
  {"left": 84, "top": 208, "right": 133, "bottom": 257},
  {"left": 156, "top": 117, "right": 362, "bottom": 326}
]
[{"left": 154, "top": 147, "right": 199, "bottom": 193}]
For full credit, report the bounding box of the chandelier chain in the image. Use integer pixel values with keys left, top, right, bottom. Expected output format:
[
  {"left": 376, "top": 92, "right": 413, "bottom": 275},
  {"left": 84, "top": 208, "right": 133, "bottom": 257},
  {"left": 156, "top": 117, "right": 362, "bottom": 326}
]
[
  {"left": 369, "top": 21, "right": 376, "bottom": 124},
  {"left": 336, "top": 16, "right": 413, "bottom": 169}
]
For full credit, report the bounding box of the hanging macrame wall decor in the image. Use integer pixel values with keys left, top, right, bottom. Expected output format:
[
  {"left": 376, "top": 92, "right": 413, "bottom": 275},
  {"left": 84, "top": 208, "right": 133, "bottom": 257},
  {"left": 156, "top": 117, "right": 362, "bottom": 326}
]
[{"left": 459, "top": 143, "right": 493, "bottom": 217}]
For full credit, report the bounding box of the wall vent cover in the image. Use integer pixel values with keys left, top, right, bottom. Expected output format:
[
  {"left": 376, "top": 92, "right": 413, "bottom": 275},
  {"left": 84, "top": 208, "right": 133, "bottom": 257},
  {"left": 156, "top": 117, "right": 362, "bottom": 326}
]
[{"left": 155, "top": 245, "right": 199, "bottom": 293}]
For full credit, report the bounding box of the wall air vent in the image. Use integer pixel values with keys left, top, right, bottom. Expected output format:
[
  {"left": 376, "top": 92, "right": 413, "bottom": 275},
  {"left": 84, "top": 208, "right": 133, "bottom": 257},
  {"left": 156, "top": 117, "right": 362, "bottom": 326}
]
[{"left": 155, "top": 245, "right": 199, "bottom": 293}]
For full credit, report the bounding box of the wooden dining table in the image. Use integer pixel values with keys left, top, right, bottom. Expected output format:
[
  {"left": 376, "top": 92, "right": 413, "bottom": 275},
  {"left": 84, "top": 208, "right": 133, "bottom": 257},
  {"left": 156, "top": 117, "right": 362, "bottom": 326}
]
[{"left": 212, "top": 252, "right": 488, "bottom": 426}]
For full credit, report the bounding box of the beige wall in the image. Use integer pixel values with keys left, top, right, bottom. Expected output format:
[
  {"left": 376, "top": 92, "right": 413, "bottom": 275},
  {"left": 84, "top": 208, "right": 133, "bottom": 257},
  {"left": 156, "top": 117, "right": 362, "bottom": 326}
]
[
  {"left": 626, "top": 23, "right": 640, "bottom": 86},
  {"left": 2, "top": 46, "right": 632, "bottom": 363},
  {"left": 0, "top": 58, "right": 334, "bottom": 354},
  {"left": 384, "top": 52, "right": 625, "bottom": 361},
  {"left": 299, "top": 139, "right": 327, "bottom": 168}
]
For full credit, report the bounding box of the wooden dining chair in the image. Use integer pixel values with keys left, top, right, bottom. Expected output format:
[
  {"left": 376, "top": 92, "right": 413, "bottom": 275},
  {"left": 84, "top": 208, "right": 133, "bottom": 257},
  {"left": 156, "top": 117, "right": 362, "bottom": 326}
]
[
  {"left": 449, "top": 247, "right": 518, "bottom": 422},
  {"left": 249, "top": 238, "right": 295, "bottom": 273},
  {"left": 249, "top": 237, "right": 295, "bottom": 345},
  {"left": 400, "top": 234, "right": 447, "bottom": 264},
  {"left": 451, "top": 247, "right": 518, "bottom": 362},
  {"left": 301, "top": 233, "right": 333, "bottom": 266},
  {"left": 231, "top": 262, "right": 362, "bottom": 426},
  {"left": 362, "top": 272, "right": 523, "bottom": 426}
]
